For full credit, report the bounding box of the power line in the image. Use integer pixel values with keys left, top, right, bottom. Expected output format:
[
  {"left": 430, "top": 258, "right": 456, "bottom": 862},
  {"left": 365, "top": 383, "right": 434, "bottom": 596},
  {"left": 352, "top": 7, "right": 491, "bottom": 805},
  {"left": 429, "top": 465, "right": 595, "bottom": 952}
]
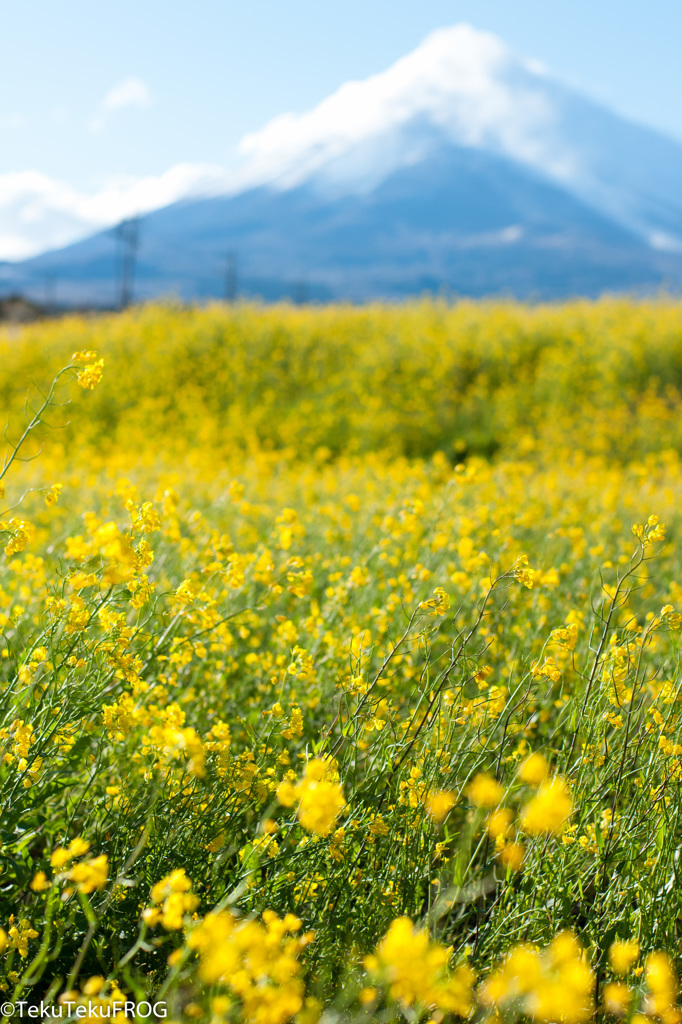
[
  {"left": 293, "top": 279, "right": 308, "bottom": 305},
  {"left": 116, "top": 217, "right": 140, "bottom": 310},
  {"left": 225, "top": 252, "right": 237, "bottom": 302}
]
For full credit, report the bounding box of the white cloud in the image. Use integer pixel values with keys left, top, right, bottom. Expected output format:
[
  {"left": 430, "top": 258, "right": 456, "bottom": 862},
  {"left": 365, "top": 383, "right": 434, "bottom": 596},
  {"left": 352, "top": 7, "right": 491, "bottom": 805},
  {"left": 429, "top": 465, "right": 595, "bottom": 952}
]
[
  {"left": 0, "top": 164, "right": 228, "bottom": 260},
  {"left": 102, "top": 76, "right": 153, "bottom": 112},
  {"left": 649, "top": 230, "right": 682, "bottom": 252},
  {"left": 90, "top": 77, "right": 153, "bottom": 132}
]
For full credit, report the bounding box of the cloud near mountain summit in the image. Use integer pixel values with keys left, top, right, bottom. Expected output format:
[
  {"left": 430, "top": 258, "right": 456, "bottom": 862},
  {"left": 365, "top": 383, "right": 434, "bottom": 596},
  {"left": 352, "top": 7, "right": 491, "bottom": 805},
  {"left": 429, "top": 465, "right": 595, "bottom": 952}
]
[{"left": 235, "top": 25, "right": 576, "bottom": 189}]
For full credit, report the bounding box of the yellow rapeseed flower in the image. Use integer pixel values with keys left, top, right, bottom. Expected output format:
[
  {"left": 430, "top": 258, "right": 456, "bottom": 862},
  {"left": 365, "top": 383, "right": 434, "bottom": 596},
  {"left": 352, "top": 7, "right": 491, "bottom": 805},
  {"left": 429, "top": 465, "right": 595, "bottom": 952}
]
[
  {"left": 143, "top": 868, "right": 198, "bottom": 930},
  {"left": 609, "top": 939, "right": 639, "bottom": 974},
  {"left": 603, "top": 982, "right": 633, "bottom": 1015},
  {"left": 30, "top": 871, "right": 50, "bottom": 892},
  {"left": 487, "top": 807, "right": 514, "bottom": 838},
  {"left": 426, "top": 790, "right": 456, "bottom": 822},
  {"left": 277, "top": 759, "right": 346, "bottom": 836},
  {"left": 480, "top": 931, "right": 593, "bottom": 1023},
  {"left": 521, "top": 777, "right": 573, "bottom": 835},
  {"left": 67, "top": 854, "right": 108, "bottom": 894},
  {"left": 519, "top": 752, "right": 550, "bottom": 786},
  {"left": 466, "top": 773, "right": 504, "bottom": 808},
  {"left": 76, "top": 358, "right": 104, "bottom": 390},
  {"left": 366, "top": 917, "right": 474, "bottom": 1016}
]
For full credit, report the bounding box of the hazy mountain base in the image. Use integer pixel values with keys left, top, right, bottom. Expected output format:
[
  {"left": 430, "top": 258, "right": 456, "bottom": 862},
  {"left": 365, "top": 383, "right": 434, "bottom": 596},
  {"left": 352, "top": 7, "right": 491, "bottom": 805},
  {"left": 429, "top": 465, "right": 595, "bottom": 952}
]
[{"left": 6, "top": 142, "right": 682, "bottom": 306}]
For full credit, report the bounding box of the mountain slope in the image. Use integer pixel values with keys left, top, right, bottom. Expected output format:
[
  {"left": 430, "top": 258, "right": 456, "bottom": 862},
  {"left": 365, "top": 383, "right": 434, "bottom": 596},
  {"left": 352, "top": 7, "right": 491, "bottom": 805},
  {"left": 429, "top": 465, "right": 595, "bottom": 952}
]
[
  {"left": 233, "top": 24, "right": 682, "bottom": 251},
  {"left": 6, "top": 141, "right": 680, "bottom": 304}
]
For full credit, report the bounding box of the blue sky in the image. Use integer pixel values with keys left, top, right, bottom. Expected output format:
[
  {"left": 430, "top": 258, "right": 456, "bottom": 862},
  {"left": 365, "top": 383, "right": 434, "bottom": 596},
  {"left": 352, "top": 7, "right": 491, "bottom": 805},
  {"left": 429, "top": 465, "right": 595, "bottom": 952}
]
[
  {"left": 4, "top": 0, "right": 682, "bottom": 183},
  {"left": 2, "top": 0, "right": 682, "bottom": 258}
]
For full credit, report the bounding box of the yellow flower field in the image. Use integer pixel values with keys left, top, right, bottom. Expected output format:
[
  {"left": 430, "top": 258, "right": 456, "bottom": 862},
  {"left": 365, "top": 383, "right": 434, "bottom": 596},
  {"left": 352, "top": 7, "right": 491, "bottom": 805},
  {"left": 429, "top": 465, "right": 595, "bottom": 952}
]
[{"left": 1, "top": 298, "right": 682, "bottom": 1020}]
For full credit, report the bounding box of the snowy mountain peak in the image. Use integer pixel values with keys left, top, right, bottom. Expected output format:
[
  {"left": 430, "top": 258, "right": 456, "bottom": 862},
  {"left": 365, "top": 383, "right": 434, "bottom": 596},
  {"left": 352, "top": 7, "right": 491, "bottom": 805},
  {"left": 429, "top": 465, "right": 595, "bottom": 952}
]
[
  {"left": 234, "top": 25, "right": 577, "bottom": 192},
  {"left": 230, "top": 24, "right": 682, "bottom": 251}
]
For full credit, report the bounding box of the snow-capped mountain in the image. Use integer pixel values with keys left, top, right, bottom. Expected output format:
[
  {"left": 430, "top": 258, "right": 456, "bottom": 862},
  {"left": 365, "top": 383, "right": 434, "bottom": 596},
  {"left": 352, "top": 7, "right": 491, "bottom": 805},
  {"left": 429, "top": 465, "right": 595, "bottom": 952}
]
[
  {"left": 4, "top": 24, "right": 682, "bottom": 303},
  {"left": 232, "top": 24, "right": 682, "bottom": 250}
]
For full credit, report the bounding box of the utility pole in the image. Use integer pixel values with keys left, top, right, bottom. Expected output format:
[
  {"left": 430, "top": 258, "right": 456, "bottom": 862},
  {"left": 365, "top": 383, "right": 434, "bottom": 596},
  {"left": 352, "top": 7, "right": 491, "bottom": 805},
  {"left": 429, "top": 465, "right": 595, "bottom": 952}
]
[
  {"left": 116, "top": 216, "right": 140, "bottom": 310},
  {"left": 293, "top": 279, "right": 308, "bottom": 305},
  {"left": 225, "top": 252, "right": 237, "bottom": 302}
]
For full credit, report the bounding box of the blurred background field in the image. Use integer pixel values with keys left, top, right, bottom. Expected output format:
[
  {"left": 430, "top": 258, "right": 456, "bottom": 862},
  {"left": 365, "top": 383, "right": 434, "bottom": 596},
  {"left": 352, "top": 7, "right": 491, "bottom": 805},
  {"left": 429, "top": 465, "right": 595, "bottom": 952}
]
[
  {"left": 2, "top": 300, "right": 682, "bottom": 1020},
  {"left": 5, "top": 297, "right": 682, "bottom": 464}
]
